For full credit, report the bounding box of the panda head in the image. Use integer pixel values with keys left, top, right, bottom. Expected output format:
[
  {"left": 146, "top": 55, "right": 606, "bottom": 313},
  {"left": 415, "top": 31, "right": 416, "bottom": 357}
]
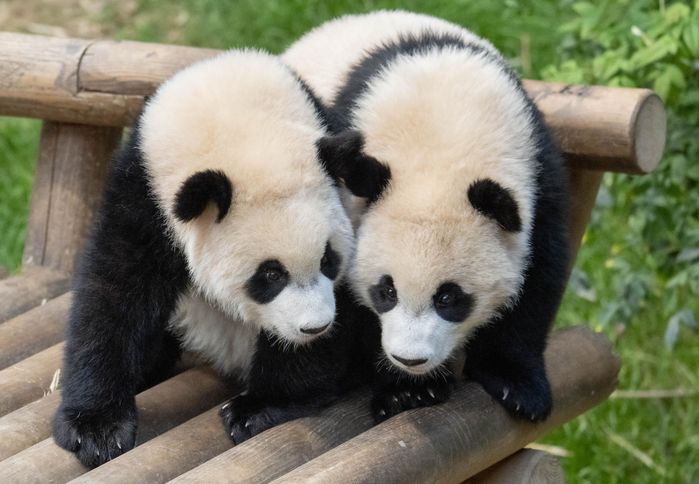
[
  {"left": 140, "top": 50, "right": 354, "bottom": 345},
  {"left": 317, "top": 47, "right": 539, "bottom": 373}
]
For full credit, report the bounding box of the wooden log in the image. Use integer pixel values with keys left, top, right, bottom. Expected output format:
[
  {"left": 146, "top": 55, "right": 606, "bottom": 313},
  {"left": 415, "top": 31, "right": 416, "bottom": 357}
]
[
  {"left": 468, "top": 449, "right": 564, "bottom": 484},
  {"left": 0, "top": 33, "right": 143, "bottom": 127},
  {"left": 71, "top": 406, "right": 232, "bottom": 483},
  {"left": 0, "top": 33, "right": 666, "bottom": 174},
  {"left": 0, "top": 343, "right": 63, "bottom": 417},
  {"left": 169, "top": 392, "right": 373, "bottom": 484},
  {"left": 79, "top": 40, "right": 219, "bottom": 96},
  {"left": 0, "top": 266, "right": 69, "bottom": 323},
  {"left": 271, "top": 327, "right": 619, "bottom": 483},
  {"left": 22, "top": 122, "right": 122, "bottom": 274},
  {"left": 0, "top": 392, "right": 60, "bottom": 461},
  {"left": 0, "top": 367, "right": 230, "bottom": 482},
  {"left": 566, "top": 169, "right": 605, "bottom": 269},
  {"left": 524, "top": 80, "right": 665, "bottom": 174},
  {"left": 0, "top": 292, "right": 70, "bottom": 370}
]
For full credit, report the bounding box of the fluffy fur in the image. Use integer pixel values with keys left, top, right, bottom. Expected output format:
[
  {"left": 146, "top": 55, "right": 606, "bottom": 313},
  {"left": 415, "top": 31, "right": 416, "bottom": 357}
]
[
  {"left": 54, "top": 50, "right": 360, "bottom": 467},
  {"left": 285, "top": 11, "right": 569, "bottom": 422}
]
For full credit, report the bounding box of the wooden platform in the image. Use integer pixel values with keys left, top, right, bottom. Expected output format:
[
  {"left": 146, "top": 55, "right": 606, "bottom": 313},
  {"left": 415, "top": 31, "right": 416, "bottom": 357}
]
[{"left": 0, "top": 32, "right": 666, "bottom": 483}]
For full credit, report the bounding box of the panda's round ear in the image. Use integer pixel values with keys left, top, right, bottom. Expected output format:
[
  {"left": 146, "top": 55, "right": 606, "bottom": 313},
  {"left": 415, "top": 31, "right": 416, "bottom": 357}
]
[
  {"left": 467, "top": 178, "right": 522, "bottom": 232},
  {"left": 174, "top": 170, "right": 233, "bottom": 223},
  {"left": 316, "top": 130, "right": 391, "bottom": 202}
]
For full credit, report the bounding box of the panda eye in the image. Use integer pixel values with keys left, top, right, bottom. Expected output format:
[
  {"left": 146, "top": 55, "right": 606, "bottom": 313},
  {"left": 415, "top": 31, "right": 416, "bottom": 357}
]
[
  {"left": 265, "top": 269, "right": 282, "bottom": 282},
  {"left": 369, "top": 275, "right": 398, "bottom": 313},
  {"left": 436, "top": 292, "right": 454, "bottom": 307},
  {"left": 320, "top": 242, "right": 340, "bottom": 280}
]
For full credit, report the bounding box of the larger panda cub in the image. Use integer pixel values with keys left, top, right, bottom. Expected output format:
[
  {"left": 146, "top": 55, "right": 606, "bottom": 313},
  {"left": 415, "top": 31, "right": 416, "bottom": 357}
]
[
  {"left": 53, "top": 50, "right": 355, "bottom": 467},
  {"left": 285, "top": 11, "right": 570, "bottom": 422}
]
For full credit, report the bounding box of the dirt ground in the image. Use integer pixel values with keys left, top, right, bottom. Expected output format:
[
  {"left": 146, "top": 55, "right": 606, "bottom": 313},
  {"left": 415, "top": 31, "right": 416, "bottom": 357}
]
[{"left": 0, "top": 0, "right": 138, "bottom": 38}]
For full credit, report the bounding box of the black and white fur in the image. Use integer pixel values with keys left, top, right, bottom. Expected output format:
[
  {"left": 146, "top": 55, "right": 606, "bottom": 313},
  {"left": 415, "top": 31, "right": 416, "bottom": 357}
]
[
  {"left": 284, "top": 11, "right": 569, "bottom": 422},
  {"left": 53, "top": 50, "right": 360, "bottom": 467}
]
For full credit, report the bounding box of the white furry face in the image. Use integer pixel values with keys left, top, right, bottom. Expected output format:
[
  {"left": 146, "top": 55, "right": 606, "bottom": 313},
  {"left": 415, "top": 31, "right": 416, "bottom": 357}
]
[
  {"left": 347, "top": 47, "right": 539, "bottom": 374},
  {"left": 140, "top": 50, "right": 354, "bottom": 344}
]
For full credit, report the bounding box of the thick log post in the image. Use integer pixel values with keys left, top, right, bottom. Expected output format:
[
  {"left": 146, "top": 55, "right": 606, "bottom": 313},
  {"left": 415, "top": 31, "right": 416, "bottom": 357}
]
[
  {"left": 22, "top": 122, "right": 122, "bottom": 274},
  {"left": 0, "top": 367, "right": 230, "bottom": 482},
  {"left": 271, "top": 327, "right": 619, "bottom": 483},
  {"left": 0, "top": 392, "right": 60, "bottom": 461},
  {"left": 468, "top": 449, "right": 564, "bottom": 484},
  {"left": 0, "top": 266, "right": 69, "bottom": 323},
  {"left": 0, "top": 292, "right": 71, "bottom": 370}
]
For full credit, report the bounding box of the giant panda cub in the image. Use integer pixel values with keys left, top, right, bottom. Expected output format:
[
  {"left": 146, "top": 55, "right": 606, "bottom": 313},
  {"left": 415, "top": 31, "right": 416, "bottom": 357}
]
[
  {"left": 284, "top": 11, "right": 570, "bottom": 422},
  {"left": 53, "top": 50, "right": 359, "bottom": 467}
]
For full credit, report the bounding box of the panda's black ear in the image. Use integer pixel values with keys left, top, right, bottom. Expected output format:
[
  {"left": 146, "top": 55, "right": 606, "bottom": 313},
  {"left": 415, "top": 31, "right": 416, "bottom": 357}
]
[
  {"left": 174, "top": 170, "right": 233, "bottom": 223},
  {"left": 467, "top": 178, "right": 522, "bottom": 232},
  {"left": 316, "top": 130, "right": 391, "bottom": 202}
]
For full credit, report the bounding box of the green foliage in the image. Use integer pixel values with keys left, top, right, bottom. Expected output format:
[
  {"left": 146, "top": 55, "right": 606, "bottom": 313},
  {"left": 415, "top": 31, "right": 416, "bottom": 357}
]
[
  {"left": 545, "top": 1, "right": 699, "bottom": 348},
  {"left": 0, "top": 118, "right": 39, "bottom": 272}
]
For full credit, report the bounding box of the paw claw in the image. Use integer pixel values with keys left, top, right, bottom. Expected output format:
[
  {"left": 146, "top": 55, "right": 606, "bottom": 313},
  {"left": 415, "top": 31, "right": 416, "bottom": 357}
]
[
  {"left": 427, "top": 389, "right": 435, "bottom": 399},
  {"left": 515, "top": 403, "right": 520, "bottom": 412},
  {"left": 392, "top": 396, "right": 399, "bottom": 403},
  {"left": 378, "top": 408, "right": 386, "bottom": 416},
  {"left": 244, "top": 420, "right": 251, "bottom": 428},
  {"left": 502, "top": 387, "right": 510, "bottom": 400},
  {"left": 116, "top": 440, "right": 122, "bottom": 450}
]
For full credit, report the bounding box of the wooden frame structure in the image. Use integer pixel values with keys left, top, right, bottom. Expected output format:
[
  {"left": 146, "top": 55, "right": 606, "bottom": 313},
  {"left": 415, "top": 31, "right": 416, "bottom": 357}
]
[{"left": 0, "top": 32, "right": 666, "bottom": 483}]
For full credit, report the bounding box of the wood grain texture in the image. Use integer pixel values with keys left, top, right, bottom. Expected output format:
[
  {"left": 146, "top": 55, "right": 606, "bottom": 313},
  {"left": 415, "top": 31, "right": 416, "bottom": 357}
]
[
  {"left": 0, "top": 266, "right": 70, "bottom": 323},
  {"left": 0, "top": 33, "right": 666, "bottom": 173},
  {"left": 524, "top": 80, "right": 665, "bottom": 174},
  {"left": 0, "top": 33, "right": 142, "bottom": 126},
  {"left": 271, "top": 327, "right": 619, "bottom": 484},
  {"left": 22, "top": 122, "right": 122, "bottom": 274},
  {"left": 169, "top": 392, "right": 374, "bottom": 484},
  {"left": 468, "top": 449, "right": 564, "bottom": 484},
  {"left": 566, "top": 168, "right": 605, "bottom": 271},
  {"left": 0, "top": 391, "right": 61, "bottom": 461},
  {"left": 0, "top": 367, "right": 230, "bottom": 483},
  {"left": 0, "top": 292, "right": 71, "bottom": 370},
  {"left": 71, "top": 406, "right": 232, "bottom": 484},
  {"left": 0, "top": 342, "right": 63, "bottom": 417}
]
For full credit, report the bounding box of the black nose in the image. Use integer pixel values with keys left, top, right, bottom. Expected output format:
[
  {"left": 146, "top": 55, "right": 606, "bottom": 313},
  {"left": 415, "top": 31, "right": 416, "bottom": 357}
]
[
  {"left": 391, "top": 354, "right": 428, "bottom": 367},
  {"left": 300, "top": 322, "right": 331, "bottom": 335}
]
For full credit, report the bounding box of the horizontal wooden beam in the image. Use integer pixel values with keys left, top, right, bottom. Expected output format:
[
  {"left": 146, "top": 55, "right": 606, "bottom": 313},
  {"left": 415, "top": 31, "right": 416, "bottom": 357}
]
[
  {"left": 272, "top": 327, "right": 619, "bottom": 483},
  {"left": 0, "top": 293, "right": 70, "bottom": 370},
  {"left": 0, "top": 367, "right": 230, "bottom": 482},
  {"left": 0, "top": 266, "right": 70, "bottom": 323},
  {"left": 0, "top": 32, "right": 664, "bottom": 174},
  {"left": 468, "top": 449, "right": 564, "bottom": 483}
]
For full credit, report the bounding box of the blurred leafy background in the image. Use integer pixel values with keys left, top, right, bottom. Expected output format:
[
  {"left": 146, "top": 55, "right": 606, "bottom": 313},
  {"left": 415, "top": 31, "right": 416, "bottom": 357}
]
[{"left": 0, "top": 0, "right": 697, "bottom": 481}]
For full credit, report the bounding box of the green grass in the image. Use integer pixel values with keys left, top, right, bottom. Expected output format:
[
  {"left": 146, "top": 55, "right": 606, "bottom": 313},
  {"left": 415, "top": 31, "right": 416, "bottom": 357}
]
[{"left": 1, "top": 1, "right": 697, "bottom": 481}]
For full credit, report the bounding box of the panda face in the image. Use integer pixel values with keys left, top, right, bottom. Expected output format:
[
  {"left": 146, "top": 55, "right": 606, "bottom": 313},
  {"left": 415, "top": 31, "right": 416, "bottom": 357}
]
[
  {"left": 352, "top": 208, "right": 524, "bottom": 374},
  {"left": 139, "top": 50, "right": 355, "bottom": 345}
]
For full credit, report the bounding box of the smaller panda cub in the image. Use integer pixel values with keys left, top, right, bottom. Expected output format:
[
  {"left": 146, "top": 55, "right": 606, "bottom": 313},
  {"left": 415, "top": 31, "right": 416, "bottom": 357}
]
[{"left": 53, "top": 50, "right": 355, "bottom": 468}]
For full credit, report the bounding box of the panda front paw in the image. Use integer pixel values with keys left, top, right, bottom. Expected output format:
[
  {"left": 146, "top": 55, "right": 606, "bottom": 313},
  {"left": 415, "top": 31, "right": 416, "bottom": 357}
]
[
  {"left": 371, "top": 373, "right": 453, "bottom": 423},
  {"left": 219, "top": 395, "right": 277, "bottom": 444},
  {"left": 468, "top": 364, "right": 552, "bottom": 422},
  {"left": 53, "top": 402, "right": 137, "bottom": 468}
]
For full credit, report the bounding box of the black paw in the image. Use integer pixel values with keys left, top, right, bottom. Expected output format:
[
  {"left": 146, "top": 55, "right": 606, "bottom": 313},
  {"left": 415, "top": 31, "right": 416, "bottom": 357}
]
[
  {"left": 469, "top": 367, "right": 552, "bottom": 422},
  {"left": 219, "top": 395, "right": 276, "bottom": 444},
  {"left": 53, "top": 403, "right": 137, "bottom": 468},
  {"left": 371, "top": 374, "right": 453, "bottom": 423}
]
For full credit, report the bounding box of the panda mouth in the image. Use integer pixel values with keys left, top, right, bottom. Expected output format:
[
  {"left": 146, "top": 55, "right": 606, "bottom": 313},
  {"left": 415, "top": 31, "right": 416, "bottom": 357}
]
[{"left": 300, "top": 322, "right": 331, "bottom": 335}]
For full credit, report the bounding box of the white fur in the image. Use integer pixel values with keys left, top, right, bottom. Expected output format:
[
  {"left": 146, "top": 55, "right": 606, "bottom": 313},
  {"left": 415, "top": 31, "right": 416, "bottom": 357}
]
[
  {"left": 140, "top": 50, "right": 354, "bottom": 348},
  {"left": 285, "top": 12, "right": 538, "bottom": 372},
  {"left": 170, "top": 291, "right": 259, "bottom": 378}
]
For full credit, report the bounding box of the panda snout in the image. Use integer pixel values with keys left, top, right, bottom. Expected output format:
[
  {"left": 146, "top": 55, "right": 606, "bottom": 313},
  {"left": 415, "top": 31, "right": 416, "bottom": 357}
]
[
  {"left": 299, "top": 321, "right": 332, "bottom": 335},
  {"left": 391, "top": 354, "right": 428, "bottom": 367}
]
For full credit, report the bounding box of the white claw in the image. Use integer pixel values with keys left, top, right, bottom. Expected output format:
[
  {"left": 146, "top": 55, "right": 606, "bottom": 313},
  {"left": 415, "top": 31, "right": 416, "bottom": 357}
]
[
  {"left": 77, "top": 437, "right": 81, "bottom": 445},
  {"left": 530, "top": 414, "right": 536, "bottom": 421},
  {"left": 416, "top": 395, "right": 422, "bottom": 401},
  {"left": 515, "top": 403, "right": 521, "bottom": 412},
  {"left": 427, "top": 389, "right": 436, "bottom": 399},
  {"left": 96, "top": 449, "right": 100, "bottom": 457},
  {"left": 244, "top": 420, "right": 251, "bottom": 428},
  {"left": 221, "top": 401, "right": 232, "bottom": 410},
  {"left": 502, "top": 387, "right": 510, "bottom": 400},
  {"left": 231, "top": 430, "right": 235, "bottom": 437},
  {"left": 392, "top": 396, "right": 399, "bottom": 403},
  {"left": 378, "top": 409, "right": 386, "bottom": 416},
  {"left": 116, "top": 440, "right": 122, "bottom": 450}
]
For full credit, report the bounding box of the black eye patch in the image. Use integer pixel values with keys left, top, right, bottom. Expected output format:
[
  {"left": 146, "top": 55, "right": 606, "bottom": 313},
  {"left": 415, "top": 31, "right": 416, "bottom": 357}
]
[
  {"left": 432, "top": 282, "right": 475, "bottom": 323},
  {"left": 245, "top": 259, "right": 289, "bottom": 304},
  {"left": 320, "top": 242, "right": 341, "bottom": 280},
  {"left": 368, "top": 275, "right": 398, "bottom": 313}
]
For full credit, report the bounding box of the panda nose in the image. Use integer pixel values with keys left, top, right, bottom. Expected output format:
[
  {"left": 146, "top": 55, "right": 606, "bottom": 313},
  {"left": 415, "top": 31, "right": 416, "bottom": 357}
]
[
  {"left": 300, "top": 322, "right": 331, "bottom": 335},
  {"left": 391, "top": 354, "right": 428, "bottom": 367}
]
